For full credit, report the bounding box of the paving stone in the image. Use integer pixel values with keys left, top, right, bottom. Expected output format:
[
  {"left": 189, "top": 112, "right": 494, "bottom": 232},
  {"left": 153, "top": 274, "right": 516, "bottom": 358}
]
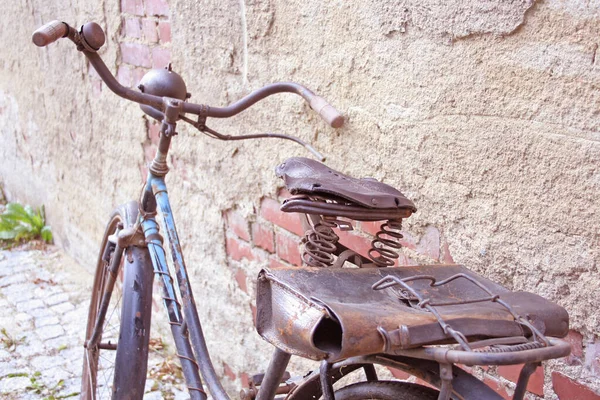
[
  {"left": 62, "top": 307, "right": 88, "bottom": 324},
  {"left": 32, "top": 355, "right": 64, "bottom": 371},
  {"left": 172, "top": 387, "right": 191, "bottom": 400},
  {"left": 0, "top": 247, "right": 180, "bottom": 400},
  {"left": 27, "top": 306, "right": 54, "bottom": 318},
  {"left": 15, "top": 312, "right": 34, "bottom": 327},
  {"left": 50, "top": 301, "right": 75, "bottom": 314},
  {"left": 35, "top": 315, "right": 60, "bottom": 328},
  {"left": 32, "top": 285, "right": 61, "bottom": 300},
  {"left": 58, "top": 376, "right": 81, "bottom": 397},
  {"left": 44, "top": 292, "right": 70, "bottom": 306},
  {"left": 15, "top": 299, "right": 45, "bottom": 313},
  {"left": 0, "top": 315, "right": 14, "bottom": 327},
  {"left": 0, "top": 375, "right": 31, "bottom": 393},
  {"left": 144, "top": 391, "right": 165, "bottom": 400},
  {"left": 14, "top": 337, "right": 46, "bottom": 359},
  {"left": 0, "top": 360, "right": 23, "bottom": 377},
  {"left": 44, "top": 335, "right": 82, "bottom": 354},
  {"left": 0, "top": 297, "right": 10, "bottom": 308},
  {"left": 0, "top": 274, "right": 27, "bottom": 288},
  {"left": 38, "top": 324, "right": 65, "bottom": 341},
  {"left": 4, "top": 289, "right": 35, "bottom": 305},
  {"left": 2, "top": 282, "right": 37, "bottom": 297},
  {"left": 0, "top": 349, "right": 11, "bottom": 361},
  {"left": 10, "top": 263, "right": 36, "bottom": 274}
]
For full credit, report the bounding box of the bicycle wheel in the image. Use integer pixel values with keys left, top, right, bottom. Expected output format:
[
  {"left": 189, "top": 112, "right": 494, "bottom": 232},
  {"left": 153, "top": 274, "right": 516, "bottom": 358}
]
[
  {"left": 81, "top": 203, "right": 154, "bottom": 399},
  {"left": 335, "top": 381, "right": 439, "bottom": 400}
]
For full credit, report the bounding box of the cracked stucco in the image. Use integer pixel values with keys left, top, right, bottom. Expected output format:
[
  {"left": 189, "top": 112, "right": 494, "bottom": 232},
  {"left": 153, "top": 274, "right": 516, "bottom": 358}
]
[{"left": 1, "top": 0, "right": 599, "bottom": 396}]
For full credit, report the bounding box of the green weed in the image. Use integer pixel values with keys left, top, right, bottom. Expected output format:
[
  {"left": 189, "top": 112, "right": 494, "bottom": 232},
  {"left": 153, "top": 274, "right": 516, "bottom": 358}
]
[
  {"left": 0, "top": 328, "right": 26, "bottom": 351},
  {"left": 25, "top": 371, "right": 79, "bottom": 400},
  {"left": 0, "top": 202, "right": 53, "bottom": 244}
]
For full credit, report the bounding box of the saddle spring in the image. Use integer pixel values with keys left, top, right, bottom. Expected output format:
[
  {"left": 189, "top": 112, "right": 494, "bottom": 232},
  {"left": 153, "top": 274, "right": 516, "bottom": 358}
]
[
  {"left": 368, "top": 219, "right": 404, "bottom": 267},
  {"left": 302, "top": 217, "right": 339, "bottom": 268}
]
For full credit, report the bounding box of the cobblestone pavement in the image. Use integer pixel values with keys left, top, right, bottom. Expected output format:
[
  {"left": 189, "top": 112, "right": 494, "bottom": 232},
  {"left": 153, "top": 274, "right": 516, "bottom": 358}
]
[{"left": 0, "top": 245, "right": 188, "bottom": 399}]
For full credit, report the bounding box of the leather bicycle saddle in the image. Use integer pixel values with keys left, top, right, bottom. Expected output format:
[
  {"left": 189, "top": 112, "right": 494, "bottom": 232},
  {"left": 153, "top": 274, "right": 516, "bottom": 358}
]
[{"left": 276, "top": 157, "right": 417, "bottom": 221}]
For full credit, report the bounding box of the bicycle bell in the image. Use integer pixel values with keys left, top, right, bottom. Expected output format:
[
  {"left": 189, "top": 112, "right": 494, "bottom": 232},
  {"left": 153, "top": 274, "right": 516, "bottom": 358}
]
[{"left": 138, "top": 64, "right": 188, "bottom": 119}]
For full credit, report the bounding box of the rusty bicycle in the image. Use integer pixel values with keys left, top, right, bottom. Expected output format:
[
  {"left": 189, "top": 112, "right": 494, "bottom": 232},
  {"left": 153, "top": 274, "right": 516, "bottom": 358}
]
[{"left": 33, "top": 19, "right": 571, "bottom": 400}]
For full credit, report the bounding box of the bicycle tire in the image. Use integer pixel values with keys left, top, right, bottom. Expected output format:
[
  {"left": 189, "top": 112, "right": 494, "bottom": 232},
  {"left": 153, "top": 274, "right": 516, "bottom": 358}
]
[
  {"left": 81, "top": 202, "right": 154, "bottom": 399},
  {"left": 334, "top": 380, "right": 439, "bottom": 400}
]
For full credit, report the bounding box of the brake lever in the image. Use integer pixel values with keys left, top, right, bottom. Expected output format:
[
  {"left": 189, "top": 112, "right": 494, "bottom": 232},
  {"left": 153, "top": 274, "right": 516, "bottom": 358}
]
[{"left": 179, "top": 115, "right": 326, "bottom": 161}]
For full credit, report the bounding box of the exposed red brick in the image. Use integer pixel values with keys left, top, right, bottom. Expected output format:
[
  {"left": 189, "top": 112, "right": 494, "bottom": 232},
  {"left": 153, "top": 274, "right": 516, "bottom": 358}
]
[
  {"left": 388, "top": 367, "right": 410, "bottom": 380},
  {"left": 116, "top": 65, "right": 132, "bottom": 87},
  {"left": 566, "top": 330, "right": 584, "bottom": 366},
  {"left": 276, "top": 232, "right": 302, "bottom": 266},
  {"left": 482, "top": 376, "right": 511, "bottom": 400},
  {"left": 277, "top": 187, "right": 292, "bottom": 199},
  {"left": 141, "top": 18, "right": 158, "bottom": 43},
  {"left": 456, "top": 364, "right": 473, "bottom": 373},
  {"left": 143, "top": 143, "right": 157, "bottom": 162},
  {"left": 151, "top": 46, "right": 171, "bottom": 68},
  {"left": 252, "top": 222, "right": 274, "bottom": 253},
  {"left": 225, "top": 210, "right": 251, "bottom": 242},
  {"left": 337, "top": 230, "right": 373, "bottom": 259},
  {"left": 121, "top": 42, "right": 151, "bottom": 68},
  {"left": 261, "top": 197, "right": 305, "bottom": 236},
  {"left": 223, "top": 362, "right": 236, "bottom": 381},
  {"left": 268, "top": 257, "right": 288, "bottom": 269},
  {"left": 395, "top": 252, "right": 411, "bottom": 266},
  {"left": 158, "top": 21, "right": 171, "bottom": 43},
  {"left": 497, "top": 364, "right": 544, "bottom": 396},
  {"left": 414, "top": 378, "right": 437, "bottom": 390},
  {"left": 121, "top": 0, "right": 144, "bottom": 15},
  {"left": 123, "top": 17, "right": 141, "bottom": 38},
  {"left": 240, "top": 372, "right": 250, "bottom": 389},
  {"left": 144, "top": 0, "right": 169, "bottom": 16},
  {"left": 552, "top": 372, "right": 600, "bottom": 400},
  {"left": 440, "top": 240, "right": 455, "bottom": 264},
  {"left": 147, "top": 120, "right": 160, "bottom": 144},
  {"left": 226, "top": 236, "right": 254, "bottom": 262},
  {"left": 416, "top": 226, "right": 440, "bottom": 260},
  {"left": 359, "top": 221, "right": 382, "bottom": 236},
  {"left": 234, "top": 268, "right": 248, "bottom": 294},
  {"left": 132, "top": 68, "right": 148, "bottom": 87},
  {"left": 399, "top": 230, "right": 417, "bottom": 250}
]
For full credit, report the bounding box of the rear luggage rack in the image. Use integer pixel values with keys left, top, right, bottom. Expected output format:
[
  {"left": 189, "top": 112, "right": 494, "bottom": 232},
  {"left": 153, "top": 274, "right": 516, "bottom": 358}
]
[{"left": 372, "top": 273, "right": 570, "bottom": 365}]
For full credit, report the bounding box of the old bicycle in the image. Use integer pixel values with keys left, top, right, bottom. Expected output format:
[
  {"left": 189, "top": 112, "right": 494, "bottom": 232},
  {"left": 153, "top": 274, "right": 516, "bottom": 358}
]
[{"left": 33, "top": 20, "right": 571, "bottom": 400}]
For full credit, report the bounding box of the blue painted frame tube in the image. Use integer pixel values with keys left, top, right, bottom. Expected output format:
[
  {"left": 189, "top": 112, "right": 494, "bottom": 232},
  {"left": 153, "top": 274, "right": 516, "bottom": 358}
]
[
  {"left": 148, "top": 175, "right": 231, "bottom": 400},
  {"left": 141, "top": 176, "right": 207, "bottom": 399}
]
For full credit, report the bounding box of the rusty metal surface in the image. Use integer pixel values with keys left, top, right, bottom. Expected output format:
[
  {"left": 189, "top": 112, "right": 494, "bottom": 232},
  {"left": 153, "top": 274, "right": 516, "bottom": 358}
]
[
  {"left": 276, "top": 157, "right": 417, "bottom": 212},
  {"left": 255, "top": 265, "right": 569, "bottom": 362},
  {"left": 285, "top": 355, "right": 505, "bottom": 400},
  {"left": 280, "top": 196, "right": 413, "bottom": 221}
]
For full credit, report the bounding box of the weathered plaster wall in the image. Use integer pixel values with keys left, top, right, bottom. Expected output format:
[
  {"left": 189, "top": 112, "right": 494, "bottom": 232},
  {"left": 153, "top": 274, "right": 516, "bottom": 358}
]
[{"left": 1, "top": 0, "right": 599, "bottom": 397}]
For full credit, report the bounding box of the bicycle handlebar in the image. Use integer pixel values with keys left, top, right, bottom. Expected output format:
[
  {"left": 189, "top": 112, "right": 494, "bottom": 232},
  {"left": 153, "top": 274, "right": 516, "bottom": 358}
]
[
  {"left": 32, "top": 20, "right": 69, "bottom": 47},
  {"left": 31, "top": 20, "right": 344, "bottom": 141}
]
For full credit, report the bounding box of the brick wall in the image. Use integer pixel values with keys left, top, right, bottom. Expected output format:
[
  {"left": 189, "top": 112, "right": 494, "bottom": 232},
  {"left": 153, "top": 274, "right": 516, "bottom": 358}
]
[
  {"left": 99, "top": 1, "right": 600, "bottom": 397},
  {"left": 223, "top": 188, "right": 600, "bottom": 398},
  {"left": 87, "top": 0, "right": 172, "bottom": 182}
]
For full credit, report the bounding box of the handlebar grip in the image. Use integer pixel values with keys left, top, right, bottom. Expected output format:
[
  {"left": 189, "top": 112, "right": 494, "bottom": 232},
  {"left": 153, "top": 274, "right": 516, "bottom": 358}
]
[
  {"left": 310, "top": 95, "right": 344, "bottom": 128},
  {"left": 32, "top": 20, "right": 69, "bottom": 47}
]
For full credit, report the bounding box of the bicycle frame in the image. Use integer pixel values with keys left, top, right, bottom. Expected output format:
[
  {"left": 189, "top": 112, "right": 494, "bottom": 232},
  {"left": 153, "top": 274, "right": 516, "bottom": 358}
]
[{"left": 135, "top": 168, "right": 291, "bottom": 399}]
